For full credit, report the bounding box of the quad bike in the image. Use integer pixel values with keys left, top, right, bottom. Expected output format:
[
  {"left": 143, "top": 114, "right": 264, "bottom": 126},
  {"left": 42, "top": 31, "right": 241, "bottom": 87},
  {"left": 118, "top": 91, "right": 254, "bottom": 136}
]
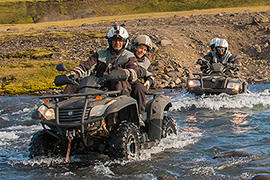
[
  {"left": 187, "top": 57, "right": 248, "bottom": 95},
  {"left": 30, "top": 64, "right": 177, "bottom": 161}
]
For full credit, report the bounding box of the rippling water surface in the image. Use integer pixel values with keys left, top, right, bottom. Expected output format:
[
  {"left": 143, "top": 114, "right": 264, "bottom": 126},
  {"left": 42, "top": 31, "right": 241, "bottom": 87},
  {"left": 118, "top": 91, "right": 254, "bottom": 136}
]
[{"left": 1, "top": 84, "right": 270, "bottom": 180}]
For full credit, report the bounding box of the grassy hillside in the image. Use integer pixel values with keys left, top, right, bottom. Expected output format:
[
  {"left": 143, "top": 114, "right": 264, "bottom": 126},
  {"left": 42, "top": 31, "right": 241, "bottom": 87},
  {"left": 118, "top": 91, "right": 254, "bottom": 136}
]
[
  {"left": 0, "top": 0, "right": 269, "bottom": 24},
  {"left": 132, "top": 0, "right": 270, "bottom": 13}
]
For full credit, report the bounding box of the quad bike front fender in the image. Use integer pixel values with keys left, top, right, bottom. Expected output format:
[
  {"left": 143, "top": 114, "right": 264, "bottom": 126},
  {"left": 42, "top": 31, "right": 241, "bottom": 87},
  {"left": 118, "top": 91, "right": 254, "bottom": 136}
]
[
  {"left": 145, "top": 95, "right": 172, "bottom": 121},
  {"left": 104, "top": 95, "right": 139, "bottom": 126},
  {"left": 145, "top": 95, "right": 172, "bottom": 141},
  {"left": 105, "top": 95, "right": 138, "bottom": 115}
]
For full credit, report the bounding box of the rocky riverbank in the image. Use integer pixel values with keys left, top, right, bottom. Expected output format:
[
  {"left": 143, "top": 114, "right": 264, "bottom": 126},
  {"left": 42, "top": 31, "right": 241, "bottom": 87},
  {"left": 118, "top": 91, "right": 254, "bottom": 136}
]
[{"left": 1, "top": 10, "right": 270, "bottom": 94}]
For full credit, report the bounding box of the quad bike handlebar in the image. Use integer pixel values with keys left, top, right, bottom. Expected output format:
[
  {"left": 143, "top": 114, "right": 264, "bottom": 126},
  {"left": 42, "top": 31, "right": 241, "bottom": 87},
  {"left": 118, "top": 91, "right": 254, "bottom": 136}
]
[{"left": 53, "top": 64, "right": 129, "bottom": 87}]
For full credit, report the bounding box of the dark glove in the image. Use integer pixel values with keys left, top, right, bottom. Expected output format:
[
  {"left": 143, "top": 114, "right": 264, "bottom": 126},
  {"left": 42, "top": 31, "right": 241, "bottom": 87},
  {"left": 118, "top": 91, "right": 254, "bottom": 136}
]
[
  {"left": 197, "top": 59, "right": 203, "bottom": 65},
  {"left": 66, "top": 71, "right": 79, "bottom": 81},
  {"left": 197, "top": 58, "right": 207, "bottom": 65}
]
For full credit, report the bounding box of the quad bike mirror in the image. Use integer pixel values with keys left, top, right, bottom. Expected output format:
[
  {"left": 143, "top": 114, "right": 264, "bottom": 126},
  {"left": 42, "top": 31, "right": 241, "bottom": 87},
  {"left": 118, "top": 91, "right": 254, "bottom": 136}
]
[{"left": 56, "top": 64, "right": 69, "bottom": 72}]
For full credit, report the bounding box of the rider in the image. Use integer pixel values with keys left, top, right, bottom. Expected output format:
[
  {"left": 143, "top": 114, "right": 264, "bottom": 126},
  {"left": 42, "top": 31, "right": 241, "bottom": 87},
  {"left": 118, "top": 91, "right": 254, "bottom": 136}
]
[
  {"left": 130, "top": 35, "right": 156, "bottom": 116},
  {"left": 197, "top": 39, "right": 239, "bottom": 75},
  {"left": 210, "top": 37, "right": 220, "bottom": 52},
  {"left": 63, "top": 26, "right": 139, "bottom": 94},
  {"left": 197, "top": 37, "right": 220, "bottom": 72}
]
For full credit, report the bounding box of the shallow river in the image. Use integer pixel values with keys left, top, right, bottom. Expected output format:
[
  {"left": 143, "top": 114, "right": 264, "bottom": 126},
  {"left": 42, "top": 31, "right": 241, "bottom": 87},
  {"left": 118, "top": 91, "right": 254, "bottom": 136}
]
[{"left": 1, "top": 84, "right": 270, "bottom": 180}]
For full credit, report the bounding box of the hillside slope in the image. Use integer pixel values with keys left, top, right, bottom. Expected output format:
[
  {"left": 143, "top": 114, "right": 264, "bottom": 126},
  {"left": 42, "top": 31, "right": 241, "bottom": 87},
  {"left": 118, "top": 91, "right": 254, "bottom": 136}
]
[
  {"left": 0, "top": 9, "right": 269, "bottom": 94},
  {"left": 0, "top": 0, "right": 269, "bottom": 24}
]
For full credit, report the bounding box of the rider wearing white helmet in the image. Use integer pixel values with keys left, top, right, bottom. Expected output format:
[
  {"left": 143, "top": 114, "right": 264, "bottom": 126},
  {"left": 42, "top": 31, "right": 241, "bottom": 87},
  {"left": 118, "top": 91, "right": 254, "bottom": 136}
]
[
  {"left": 130, "top": 35, "right": 156, "bottom": 115},
  {"left": 64, "top": 26, "right": 139, "bottom": 94},
  {"left": 213, "top": 38, "right": 231, "bottom": 61},
  {"left": 201, "top": 38, "right": 240, "bottom": 75},
  {"left": 106, "top": 26, "right": 129, "bottom": 49}
]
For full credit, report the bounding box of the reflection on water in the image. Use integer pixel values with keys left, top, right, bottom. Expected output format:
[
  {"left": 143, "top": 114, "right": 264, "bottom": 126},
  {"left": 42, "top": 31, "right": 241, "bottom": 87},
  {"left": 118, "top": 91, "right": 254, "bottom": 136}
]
[
  {"left": 181, "top": 115, "right": 204, "bottom": 137},
  {"left": 230, "top": 112, "right": 252, "bottom": 134},
  {"left": 181, "top": 126, "right": 204, "bottom": 137}
]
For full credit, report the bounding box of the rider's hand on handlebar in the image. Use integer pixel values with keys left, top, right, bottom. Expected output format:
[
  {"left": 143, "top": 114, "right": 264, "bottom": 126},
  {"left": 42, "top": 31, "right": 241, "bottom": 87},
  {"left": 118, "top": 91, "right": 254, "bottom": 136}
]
[
  {"left": 66, "top": 71, "right": 79, "bottom": 80},
  {"left": 66, "top": 70, "right": 76, "bottom": 76},
  {"left": 197, "top": 58, "right": 207, "bottom": 65},
  {"left": 197, "top": 59, "right": 203, "bottom": 65}
]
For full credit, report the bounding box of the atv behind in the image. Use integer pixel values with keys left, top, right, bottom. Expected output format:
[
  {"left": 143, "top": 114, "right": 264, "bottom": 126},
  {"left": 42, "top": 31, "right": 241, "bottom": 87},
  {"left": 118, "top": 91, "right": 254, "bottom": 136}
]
[
  {"left": 30, "top": 64, "right": 177, "bottom": 161},
  {"left": 187, "top": 62, "right": 248, "bottom": 95}
]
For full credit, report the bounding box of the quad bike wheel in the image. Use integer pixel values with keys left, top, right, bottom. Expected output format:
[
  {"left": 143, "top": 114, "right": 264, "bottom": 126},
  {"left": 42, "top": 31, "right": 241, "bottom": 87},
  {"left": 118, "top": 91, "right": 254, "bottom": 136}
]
[
  {"left": 162, "top": 116, "right": 177, "bottom": 138},
  {"left": 29, "top": 130, "right": 62, "bottom": 158},
  {"left": 108, "top": 122, "right": 142, "bottom": 159}
]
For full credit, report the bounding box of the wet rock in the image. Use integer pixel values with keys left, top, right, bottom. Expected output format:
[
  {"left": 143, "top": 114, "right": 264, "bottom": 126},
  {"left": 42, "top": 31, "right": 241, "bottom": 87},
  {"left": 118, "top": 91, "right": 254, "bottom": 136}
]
[
  {"left": 213, "top": 150, "right": 252, "bottom": 159},
  {"left": 250, "top": 174, "right": 270, "bottom": 180}
]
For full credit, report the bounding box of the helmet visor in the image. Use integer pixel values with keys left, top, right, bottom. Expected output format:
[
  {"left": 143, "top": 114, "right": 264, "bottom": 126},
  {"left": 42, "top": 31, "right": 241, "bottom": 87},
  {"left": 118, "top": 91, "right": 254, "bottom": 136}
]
[{"left": 217, "top": 47, "right": 225, "bottom": 51}]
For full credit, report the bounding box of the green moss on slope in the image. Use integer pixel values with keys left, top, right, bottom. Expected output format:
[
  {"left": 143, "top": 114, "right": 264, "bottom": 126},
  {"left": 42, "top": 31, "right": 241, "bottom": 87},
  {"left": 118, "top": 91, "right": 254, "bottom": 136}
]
[{"left": 0, "top": 0, "right": 269, "bottom": 24}]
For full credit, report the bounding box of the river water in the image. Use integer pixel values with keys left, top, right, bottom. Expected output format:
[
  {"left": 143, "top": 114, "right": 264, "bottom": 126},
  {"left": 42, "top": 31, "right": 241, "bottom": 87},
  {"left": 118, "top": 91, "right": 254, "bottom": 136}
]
[{"left": 1, "top": 84, "right": 270, "bottom": 180}]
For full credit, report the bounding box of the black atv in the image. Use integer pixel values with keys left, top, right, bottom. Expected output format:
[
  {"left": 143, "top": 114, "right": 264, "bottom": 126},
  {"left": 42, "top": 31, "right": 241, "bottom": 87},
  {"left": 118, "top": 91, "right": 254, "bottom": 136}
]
[
  {"left": 187, "top": 60, "right": 248, "bottom": 96},
  {"left": 30, "top": 64, "right": 177, "bottom": 161}
]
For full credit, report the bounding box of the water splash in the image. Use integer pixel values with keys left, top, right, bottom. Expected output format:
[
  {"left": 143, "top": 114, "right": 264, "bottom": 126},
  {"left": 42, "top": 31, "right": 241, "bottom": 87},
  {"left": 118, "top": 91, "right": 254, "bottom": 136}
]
[
  {"left": 169, "top": 89, "right": 270, "bottom": 111},
  {"left": 140, "top": 133, "right": 199, "bottom": 160}
]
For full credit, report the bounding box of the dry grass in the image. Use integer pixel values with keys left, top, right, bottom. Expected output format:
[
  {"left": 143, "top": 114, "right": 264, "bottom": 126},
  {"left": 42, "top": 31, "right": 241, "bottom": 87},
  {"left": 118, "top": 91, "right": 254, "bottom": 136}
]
[{"left": 0, "top": 6, "right": 269, "bottom": 31}]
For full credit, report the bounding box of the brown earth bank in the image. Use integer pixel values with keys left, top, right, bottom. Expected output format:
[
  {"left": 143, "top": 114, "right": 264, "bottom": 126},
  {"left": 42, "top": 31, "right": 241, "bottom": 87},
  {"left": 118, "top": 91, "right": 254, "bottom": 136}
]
[{"left": 1, "top": 10, "right": 270, "bottom": 94}]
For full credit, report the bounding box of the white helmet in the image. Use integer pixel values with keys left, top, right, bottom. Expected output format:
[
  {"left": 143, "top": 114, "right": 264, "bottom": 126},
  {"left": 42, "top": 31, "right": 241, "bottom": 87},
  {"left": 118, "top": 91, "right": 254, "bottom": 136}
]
[
  {"left": 131, "top": 35, "right": 152, "bottom": 51},
  {"left": 106, "top": 26, "right": 129, "bottom": 48},
  {"left": 210, "top": 38, "right": 220, "bottom": 51},
  {"left": 210, "top": 38, "right": 220, "bottom": 46},
  {"left": 215, "top": 39, "right": 229, "bottom": 55},
  {"left": 215, "top": 39, "right": 229, "bottom": 49}
]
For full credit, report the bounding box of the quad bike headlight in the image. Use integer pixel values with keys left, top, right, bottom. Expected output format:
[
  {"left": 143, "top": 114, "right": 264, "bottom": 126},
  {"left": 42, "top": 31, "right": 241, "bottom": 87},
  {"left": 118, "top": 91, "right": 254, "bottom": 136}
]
[
  {"left": 38, "top": 105, "right": 55, "bottom": 120},
  {"left": 188, "top": 80, "right": 201, "bottom": 87},
  {"left": 227, "top": 82, "right": 240, "bottom": 91},
  {"left": 89, "top": 105, "right": 108, "bottom": 117}
]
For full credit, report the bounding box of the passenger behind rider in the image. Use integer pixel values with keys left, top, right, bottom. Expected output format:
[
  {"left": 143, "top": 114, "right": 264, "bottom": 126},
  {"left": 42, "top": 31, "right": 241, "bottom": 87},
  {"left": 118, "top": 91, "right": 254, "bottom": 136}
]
[
  {"left": 63, "top": 26, "right": 139, "bottom": 94},
  {"left": 209, "top": 37, "right": 220, "bottom": 52},
  {"left": 197, "top": 39, "right": 239, "bottom": 75},
  {"left": 197, "top": 37, "right": 219, "bottom": 73},
  {"left": 130, "top": 35, "right": 156, "bottom": 115}
]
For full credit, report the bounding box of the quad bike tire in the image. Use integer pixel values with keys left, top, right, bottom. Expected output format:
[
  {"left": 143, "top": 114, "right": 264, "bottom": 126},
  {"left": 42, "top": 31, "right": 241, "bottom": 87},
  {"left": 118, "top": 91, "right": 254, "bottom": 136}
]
[
  {"left": 108, "top": 122, "right": 142, "bottom": 159},
  {"left": 29, "top": 130, "right": 62, "bottom": 158},
  {"left": 162, "top": 116, "right": 177, "bottom": 138}
]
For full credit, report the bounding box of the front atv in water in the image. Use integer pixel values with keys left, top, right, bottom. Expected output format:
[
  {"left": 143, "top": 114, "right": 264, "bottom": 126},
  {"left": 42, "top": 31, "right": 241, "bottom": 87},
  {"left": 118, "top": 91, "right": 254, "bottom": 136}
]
[
  {"left": 187, "top": 62, "right": 248, "bottom": 96},
  {"left": 30, "top": 64, "right": 177, "bottom": 161}
]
